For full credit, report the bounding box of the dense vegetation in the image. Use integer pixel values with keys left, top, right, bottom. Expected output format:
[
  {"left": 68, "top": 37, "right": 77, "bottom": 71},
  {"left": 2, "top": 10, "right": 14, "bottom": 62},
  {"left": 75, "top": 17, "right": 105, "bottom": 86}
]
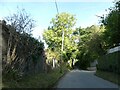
[
  {"left": 96, "top": 0, "right": 120, "bottom": 71},
  {"left": 43, "top": 1, "right": 120, "bottom": 71},
  {"left": 2, "top": 8, "right": 67, "bottom": 88},
  {"left": 95, "top": 1, "right": 120, "bottom": 85},
  {"left": 2, "top": 8, "right": 45, "bottom": 81},
  {"left": 100, "top": 0, "right": 120, "bottom": 48},
  {"left": 43, "top": 12, "right": 78, "bottom": 70},
  {"left": 96, "top": 70, "right": 120, "bottom": 85},
  {"left": 97, "top": 51, "right": 120, "bottom": 74},
  {"left": 2, "top": 64, "right": 68, "bottom": 88},
  {"left": 2, "top": 0, "right": 120, "bottom": 88},
  {"left": 43, "top": 13, "right": 105, "bottom": 70}
]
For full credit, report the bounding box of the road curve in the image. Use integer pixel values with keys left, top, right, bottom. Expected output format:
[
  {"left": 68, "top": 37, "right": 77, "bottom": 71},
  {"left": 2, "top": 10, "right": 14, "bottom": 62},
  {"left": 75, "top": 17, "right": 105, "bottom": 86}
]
[{"left": 56, "top": 69, "right": 119, "bottom": 88}]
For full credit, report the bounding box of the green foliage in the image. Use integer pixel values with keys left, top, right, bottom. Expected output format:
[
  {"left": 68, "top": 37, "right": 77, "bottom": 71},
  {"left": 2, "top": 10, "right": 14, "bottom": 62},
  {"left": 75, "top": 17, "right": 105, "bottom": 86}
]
[
  {"left": 44, "top": 13, "right": 106, "bottom": 70},
  {"left": 3, "top": 68, "right": 23, "bottom": 82},
  {"left": 96, "top": 1, "right": 120, "bottom": 76},
  {"left": 3, "top": 7, "right": 43, "bottom": 80},
  {"left": 75, "top": 25, "right": 105, "bottom": 69},
  {"left": 3, "top": 65, "right": 68, "bottom": 88},
  {"left": 87, "top": 25, "right": 106, "bottom": 56},
  {"left": 101, "top": 1, "right": 120, "bottom": 48},
  {"left": 19, "top": 33, "right": 44, "bottom": 61},
  {"left": 45, "top": 48, "right": 60, "bottom": 66},
  {"left": 43, "top": 12, "right": 78, "bottom": 64},
  {"left": 43, "top": 12, "right": 76, "bottom": 49},
  {"left": 76, "top": 51, "right": 90, "bottom": 69},
  {"left": 97, "top": 51, "right": 120, "bottom": 74},
  {"left": 96, "top": 70, "right": 120, "bottom": 85},
  {"left": 62, "top": 51, "right": 68, "bottom": 62},
  {"left": 3, "top": 31, "right": 44, "bottom": 81},
  {"left": 43, "top": 1, "right": 120, "bottom": 70}
]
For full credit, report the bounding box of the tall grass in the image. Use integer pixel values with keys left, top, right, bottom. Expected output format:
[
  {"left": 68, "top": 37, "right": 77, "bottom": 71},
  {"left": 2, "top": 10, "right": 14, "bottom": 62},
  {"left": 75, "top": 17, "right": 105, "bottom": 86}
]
[{"left": 2, "top": 64, "right": 68, "bottom": 88}]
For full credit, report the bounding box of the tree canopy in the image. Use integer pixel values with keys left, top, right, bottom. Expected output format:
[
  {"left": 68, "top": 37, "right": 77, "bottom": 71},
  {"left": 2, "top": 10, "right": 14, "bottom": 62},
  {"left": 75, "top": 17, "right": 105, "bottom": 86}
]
[
  {"left": 43, "top": 1, "right": 120, "bottom": 70},
  {"left": 43, "top": 12, "right": 76, "bottom": 50},
  {"left": 101, "top": 1, "right": 120, "bottom": 48},
  {"left": 43, "top": 12, "right": 78, "bottom": 68},
  {"left": 5, "top": 8, "right": 35, "bottom": 34}
]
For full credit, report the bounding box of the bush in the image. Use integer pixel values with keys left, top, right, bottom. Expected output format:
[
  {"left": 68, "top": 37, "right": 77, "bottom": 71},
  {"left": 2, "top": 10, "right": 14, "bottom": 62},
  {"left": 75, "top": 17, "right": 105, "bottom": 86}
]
[
  {"left": 2, "top": 64, "right": 68, "bottom": 88},
  {"left": 74, "top": 59, "right": 90, "bottom": 70},
  {"left": 97, "top": 51, "right": 120, "bottom": 74}
]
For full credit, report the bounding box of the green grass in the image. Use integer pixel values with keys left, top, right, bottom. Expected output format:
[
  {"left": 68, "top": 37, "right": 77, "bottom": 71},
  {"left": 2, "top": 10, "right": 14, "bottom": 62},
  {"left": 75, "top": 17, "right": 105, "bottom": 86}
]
[
  {"left": 95, "top": 70, "right": 120, "bottom": 85},
  {"left": 2, "top": 65, "right": 68, "bottom": 88}
]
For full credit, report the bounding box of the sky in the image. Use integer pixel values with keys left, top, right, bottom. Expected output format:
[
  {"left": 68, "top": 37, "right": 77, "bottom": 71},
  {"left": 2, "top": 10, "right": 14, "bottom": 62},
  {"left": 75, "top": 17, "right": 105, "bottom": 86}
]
[{"left": 0, "top": 0, "right": 114, "bottom": 43}]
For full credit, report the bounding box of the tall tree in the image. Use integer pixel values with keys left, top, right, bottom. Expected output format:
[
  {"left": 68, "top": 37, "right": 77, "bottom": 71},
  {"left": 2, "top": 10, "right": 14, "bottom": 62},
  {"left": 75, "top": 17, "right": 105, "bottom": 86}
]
[
  {"left": 76, "top": 25, "right": 105, "bottom": 69},
  {"left": 101, "top": 1, "right": 120, "bottom": 48},
  {"left": 43, "top": 12, "right": 76, "bottom": 50},
  {"left": 43, "top": 12, "right": 77, "bottom": 67}
]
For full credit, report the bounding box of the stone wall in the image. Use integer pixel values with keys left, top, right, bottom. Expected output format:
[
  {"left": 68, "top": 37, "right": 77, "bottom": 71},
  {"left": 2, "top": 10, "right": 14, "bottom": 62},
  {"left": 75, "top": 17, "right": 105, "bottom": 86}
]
[{"left": 0, "top": 20, "right": 46, "bottom": 80}]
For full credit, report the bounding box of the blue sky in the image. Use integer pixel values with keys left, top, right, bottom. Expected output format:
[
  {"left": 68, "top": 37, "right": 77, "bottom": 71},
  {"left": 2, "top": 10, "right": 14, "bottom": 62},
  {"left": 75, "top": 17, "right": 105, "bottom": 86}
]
[{"left": 0, "top": 1, "right": 114, "bottom": 41}]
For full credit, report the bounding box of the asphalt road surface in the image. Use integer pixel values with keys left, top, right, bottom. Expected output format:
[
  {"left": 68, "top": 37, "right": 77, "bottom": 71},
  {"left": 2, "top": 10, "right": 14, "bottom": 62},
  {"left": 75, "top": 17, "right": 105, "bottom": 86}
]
[{"left": 56, "top": 69, "right": 119, "bottom": 88}]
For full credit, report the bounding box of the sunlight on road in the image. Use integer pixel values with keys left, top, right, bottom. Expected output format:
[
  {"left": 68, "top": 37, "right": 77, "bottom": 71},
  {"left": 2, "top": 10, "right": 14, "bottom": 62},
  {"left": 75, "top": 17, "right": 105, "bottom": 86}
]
[{"left": 71, "top": 69, "right": 96, "bottom": 73}]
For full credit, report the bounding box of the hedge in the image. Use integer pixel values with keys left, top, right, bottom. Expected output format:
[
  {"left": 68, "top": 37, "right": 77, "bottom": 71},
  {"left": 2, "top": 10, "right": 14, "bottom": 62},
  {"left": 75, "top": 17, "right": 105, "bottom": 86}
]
[{"left": 97, "top": 51, "right": 120, "bottom": 74}]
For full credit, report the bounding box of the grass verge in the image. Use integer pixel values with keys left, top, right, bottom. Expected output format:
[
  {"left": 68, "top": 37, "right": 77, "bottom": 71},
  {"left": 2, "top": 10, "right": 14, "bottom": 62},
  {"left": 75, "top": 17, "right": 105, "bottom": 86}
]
[
  {"left": 95, "top": 70, "right": 120, "bottom": 85},
  {"left": 2, "top": 65, "right": 68, "bottom": 88}
]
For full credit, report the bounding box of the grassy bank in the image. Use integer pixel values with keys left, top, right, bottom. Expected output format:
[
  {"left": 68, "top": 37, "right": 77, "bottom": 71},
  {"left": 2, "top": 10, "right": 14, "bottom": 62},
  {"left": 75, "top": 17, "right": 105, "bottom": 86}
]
[
  {"left": 95, "top": 70, "right": 120, "bottom": 85},
  {"left": 2, "top": 65, "right": 68, "bottom": 88}
]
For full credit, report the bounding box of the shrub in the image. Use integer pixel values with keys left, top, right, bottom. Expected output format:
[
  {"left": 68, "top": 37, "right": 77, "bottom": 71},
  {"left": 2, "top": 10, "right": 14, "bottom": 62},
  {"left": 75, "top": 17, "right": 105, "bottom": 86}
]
[{"left": 97, "top": 51, "right": 120, "bottom": 74}]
